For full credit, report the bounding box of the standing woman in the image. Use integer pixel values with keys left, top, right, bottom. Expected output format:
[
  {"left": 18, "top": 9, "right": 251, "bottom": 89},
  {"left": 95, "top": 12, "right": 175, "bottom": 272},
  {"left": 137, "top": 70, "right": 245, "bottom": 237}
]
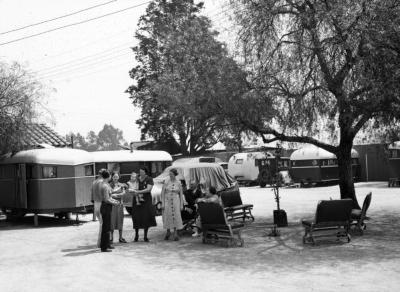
[
  {"left": 109, "top": 172, "right": 127, "bottom": 243},
  {"left": 160, "top": 169, "right": 184, "bottom": 241},
  {"left": 131, "top": 166, "right": 157, "bottom": 242},
  {"left": 99, "top": 170, "right": 119, "bottom": 252}
]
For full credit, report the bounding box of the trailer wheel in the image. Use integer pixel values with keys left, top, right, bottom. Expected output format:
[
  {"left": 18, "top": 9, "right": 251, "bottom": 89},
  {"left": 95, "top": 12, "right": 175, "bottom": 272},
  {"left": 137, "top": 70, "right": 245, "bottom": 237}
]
[
  {"left": 258, "top": 171, "right": 269, "bottom": 188},
  {"left": 54, "top": 212, "right": 71, "bottom": 220}
]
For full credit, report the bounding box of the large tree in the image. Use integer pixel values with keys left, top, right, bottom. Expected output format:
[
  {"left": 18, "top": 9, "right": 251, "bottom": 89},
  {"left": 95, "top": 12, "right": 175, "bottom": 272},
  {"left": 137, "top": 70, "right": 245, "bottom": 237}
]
[
  {"left": 0, "top": 62, "right": 42, "bottom": 154},
  {"left": 226, "top": 0, "right": 400, "bottom": 207},
  {"left": 127, "top": 0, "right": 248, "bottom": 155}
]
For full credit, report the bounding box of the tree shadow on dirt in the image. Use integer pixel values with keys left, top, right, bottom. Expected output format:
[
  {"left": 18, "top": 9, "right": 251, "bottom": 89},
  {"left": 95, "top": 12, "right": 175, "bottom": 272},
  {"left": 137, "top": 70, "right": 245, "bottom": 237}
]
[{"left": 102, "top": 212, "right": 400, "bottom": 274}]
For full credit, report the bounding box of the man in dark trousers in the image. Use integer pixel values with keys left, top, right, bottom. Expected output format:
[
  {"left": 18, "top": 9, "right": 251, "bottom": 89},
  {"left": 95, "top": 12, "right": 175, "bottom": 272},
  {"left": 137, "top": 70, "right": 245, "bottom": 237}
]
[{"left": 98, "top": 170, "right": 119, "bottom": 252}]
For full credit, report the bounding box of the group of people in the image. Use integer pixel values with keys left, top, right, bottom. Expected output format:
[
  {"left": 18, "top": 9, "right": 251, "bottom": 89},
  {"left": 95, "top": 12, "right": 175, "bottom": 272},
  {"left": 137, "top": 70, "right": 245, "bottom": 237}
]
[
  {"left": 91, "top": 166, "right": 221, "bottom": 252},
  {"left": 91, "top": 166, "right": 156, "bottom": 252}
]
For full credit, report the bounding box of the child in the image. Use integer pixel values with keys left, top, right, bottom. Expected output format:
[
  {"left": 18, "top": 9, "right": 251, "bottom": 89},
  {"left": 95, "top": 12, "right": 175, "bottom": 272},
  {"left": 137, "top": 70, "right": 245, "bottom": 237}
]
[{"left": 127, "top": 172, "right": 143, "bottom": 205}]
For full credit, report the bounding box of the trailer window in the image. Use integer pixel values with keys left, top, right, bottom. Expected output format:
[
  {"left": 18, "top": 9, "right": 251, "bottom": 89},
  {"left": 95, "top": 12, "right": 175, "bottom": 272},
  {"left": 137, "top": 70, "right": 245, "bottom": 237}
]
[
  {"left": 107, "top": 163, "right": 120, "bottom": 173},
  {"left": 199, "top": 157, "right": 215, "bottom": 163},
  {"left": 235, "top": 159, "right": 243, "bottom": 164},
  {"left": 328, "top": 159, "right": 337, "bottom": 166},
  {"left": 391, "top": 149, "right": 398, "bottom": 158},
  {"left": 0, "top": 165, "right": 14, "bottom": 179},
  {"left": 42, "top": 166, "right": 57, "bottom": 178},
  {"left": 85, "top": 165, "right": 94, "bottom": 176}
]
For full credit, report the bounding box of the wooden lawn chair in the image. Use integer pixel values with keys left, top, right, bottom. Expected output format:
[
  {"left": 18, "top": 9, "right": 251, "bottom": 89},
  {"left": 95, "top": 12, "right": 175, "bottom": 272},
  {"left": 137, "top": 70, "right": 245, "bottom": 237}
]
[
  {"left": 350, "top": 192, "right": 372, "bottom": 235},
  {"left": 301, "top": 199, "right": 353, "bottom": 245},
  {"left": 197, "top": 202, "right": 244, "bottom": 247}
]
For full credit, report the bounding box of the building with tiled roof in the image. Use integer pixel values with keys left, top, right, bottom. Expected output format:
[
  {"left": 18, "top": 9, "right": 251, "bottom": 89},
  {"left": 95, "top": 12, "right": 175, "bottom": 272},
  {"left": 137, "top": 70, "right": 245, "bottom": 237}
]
[{"left": 22, "top": 124, "right": 71, "bottom": 148}]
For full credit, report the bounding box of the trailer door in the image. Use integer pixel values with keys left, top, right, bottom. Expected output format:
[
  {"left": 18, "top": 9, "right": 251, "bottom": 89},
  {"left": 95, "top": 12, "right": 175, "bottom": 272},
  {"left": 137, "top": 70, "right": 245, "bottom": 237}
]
[{"left": 16, "top": 164, "right": 27, "bottom": 208}]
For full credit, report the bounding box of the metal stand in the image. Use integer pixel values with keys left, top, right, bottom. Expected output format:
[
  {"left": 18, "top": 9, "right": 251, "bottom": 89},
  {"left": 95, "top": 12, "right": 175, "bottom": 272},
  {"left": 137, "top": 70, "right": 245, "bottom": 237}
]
[
  {"left": 268, "top": 224, "right": 280, "bottom": 237},
  {"left": 34, "top": 214, "right": 39, "bottom": 227}
]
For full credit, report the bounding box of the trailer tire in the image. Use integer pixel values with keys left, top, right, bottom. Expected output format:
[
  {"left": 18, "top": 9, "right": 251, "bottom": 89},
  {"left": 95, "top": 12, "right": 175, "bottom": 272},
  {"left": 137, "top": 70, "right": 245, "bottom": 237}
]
[{"left": 258, "top": 171, "right": 270, "bottom": 188}]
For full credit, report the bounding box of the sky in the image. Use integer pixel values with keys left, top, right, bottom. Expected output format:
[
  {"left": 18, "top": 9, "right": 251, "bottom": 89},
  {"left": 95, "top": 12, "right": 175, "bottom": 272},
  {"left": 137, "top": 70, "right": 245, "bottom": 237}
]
[{"left": 0, "top": 0, "right": 234, "bottom": 143}]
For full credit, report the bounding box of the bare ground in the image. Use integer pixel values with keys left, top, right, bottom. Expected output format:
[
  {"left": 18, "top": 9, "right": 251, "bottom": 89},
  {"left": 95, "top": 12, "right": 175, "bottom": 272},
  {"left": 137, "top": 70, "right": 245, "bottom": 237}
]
[{"left": 0, "top": 182, "right": 399, "bottom": 292}]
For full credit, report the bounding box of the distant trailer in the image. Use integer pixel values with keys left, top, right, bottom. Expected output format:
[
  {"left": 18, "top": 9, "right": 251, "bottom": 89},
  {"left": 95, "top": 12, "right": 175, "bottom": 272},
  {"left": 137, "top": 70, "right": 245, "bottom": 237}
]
[
  {"left": 91, "top": 150, "right": 173, "bottom": 209},
  {"left": 289, "top": 146, "right": 361, "bottom": 186},
  {"left": 0, "top": 148, "right": 95, "bottom": 224},
  {"left": 227, "top": 151, "right": 290, "bottom": 187},
  {"left": 91, "top": 150, "right": 173, "bottom": 182},
  {"left": 387, "top": 142, "right": 400, "bottom": 186}
]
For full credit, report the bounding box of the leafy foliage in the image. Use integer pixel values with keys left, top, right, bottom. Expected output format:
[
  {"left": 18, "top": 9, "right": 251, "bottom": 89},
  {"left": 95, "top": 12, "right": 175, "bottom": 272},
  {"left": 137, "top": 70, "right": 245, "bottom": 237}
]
[
  {"left": 0, "top": 62, "right": 42, "bottom": 154},
  {"left": 227, "top": 0, "right": 400, "bottom": 204},
  {"left": 66, "top": 124, "right": 128, "bottom": 151},
  {"left": 127, "top": 0, "right": 248, "bottom": 155}
]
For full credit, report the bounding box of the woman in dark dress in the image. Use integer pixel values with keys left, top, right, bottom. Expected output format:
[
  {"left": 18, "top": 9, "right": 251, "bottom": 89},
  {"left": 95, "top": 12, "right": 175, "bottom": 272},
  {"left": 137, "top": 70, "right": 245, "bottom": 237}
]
[{"left": 131, "top": 166, "right": 157, "bottom": 242}]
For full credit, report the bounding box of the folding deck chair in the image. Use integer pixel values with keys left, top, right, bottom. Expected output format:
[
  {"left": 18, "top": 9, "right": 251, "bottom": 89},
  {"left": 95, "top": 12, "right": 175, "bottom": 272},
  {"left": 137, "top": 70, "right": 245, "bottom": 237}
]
[
  {"left": 220, "top": 188, "right": 254, "bottom": 222},
  {"left": 350, "top": 192, "right": 372, "bottom": 235},
  {"left": 197, "top": 202, "right": 244, "bottom": 247},
  {"left": 302, "top": 199, "right": 353, "bottom": 245}
]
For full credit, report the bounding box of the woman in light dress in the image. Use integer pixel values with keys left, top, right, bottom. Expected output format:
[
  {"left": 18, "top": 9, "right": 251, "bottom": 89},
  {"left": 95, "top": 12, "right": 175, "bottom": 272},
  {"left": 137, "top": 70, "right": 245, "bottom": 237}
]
[
  {"left": 161, "top": 168, "right": 185, "bottom": 241},
  {"left": 109, "top": 172, "right": 127, "bottom": 243}
]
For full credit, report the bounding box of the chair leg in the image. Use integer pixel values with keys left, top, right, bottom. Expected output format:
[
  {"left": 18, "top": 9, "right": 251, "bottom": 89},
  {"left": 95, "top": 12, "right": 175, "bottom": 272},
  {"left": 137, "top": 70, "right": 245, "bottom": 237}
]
[
  {"left": 247, "top": 209, "right": 255, "bottom": 221},
  {"left": 202, "top": 229, "right": 208, "bottom": 244},
  {"left": 309, "top": 228, "right": 315, "bottom": 245},
  {"left": 236, "top": 230, "right": 244, "bottom": 247},
  {"left": 303, "top": 227, "right": 309, "bottom": 244}
]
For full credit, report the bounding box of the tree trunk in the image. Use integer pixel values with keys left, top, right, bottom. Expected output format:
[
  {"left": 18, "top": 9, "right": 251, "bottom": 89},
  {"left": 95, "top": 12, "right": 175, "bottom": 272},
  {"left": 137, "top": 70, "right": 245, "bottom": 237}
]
[
  {"left": 178, "top": 133, "right": 189, "bottom": 156},
  {"left": 336, "top": 141, "right": 361, "bottom": 209}
]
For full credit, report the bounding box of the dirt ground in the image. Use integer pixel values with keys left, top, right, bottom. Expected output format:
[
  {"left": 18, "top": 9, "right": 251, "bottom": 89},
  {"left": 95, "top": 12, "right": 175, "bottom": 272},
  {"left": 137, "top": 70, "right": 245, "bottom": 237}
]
[{"left": 1, "top": 182, "right": 399, "bottom": 292}]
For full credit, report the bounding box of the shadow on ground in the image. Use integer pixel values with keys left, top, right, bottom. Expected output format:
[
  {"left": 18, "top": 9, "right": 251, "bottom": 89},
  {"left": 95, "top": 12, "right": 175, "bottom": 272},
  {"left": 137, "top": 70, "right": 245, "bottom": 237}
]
[
  {"left": 0, "top": 214, "right": 91, "bottom": 230},
  {"left": 60, "top": 211, "right": 400, "bottom": 275}
]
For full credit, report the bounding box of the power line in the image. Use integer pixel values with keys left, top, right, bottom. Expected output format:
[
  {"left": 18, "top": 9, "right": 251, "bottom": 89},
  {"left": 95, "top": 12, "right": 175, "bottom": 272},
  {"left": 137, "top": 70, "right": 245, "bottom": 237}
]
[
  {"left": 30, "top": 27, "right": 133, "bottom": 64},
  {"left": 34, "top": 42, "right": 133, "bottom": 73},
  {"left": 34, "top": 3, "right": 241, "bottom": 81},
  {"left": 37, "top": 51, "right": 132, "bottom": 79},
  {"left": 38, "top": 59, "right": 131, "bottom": 82},
  {"left": 0, "top": 0, "right": 151, "bottom": 46},
  {"left": 0, "top": 0, "right": 117, "bottom": 35}
]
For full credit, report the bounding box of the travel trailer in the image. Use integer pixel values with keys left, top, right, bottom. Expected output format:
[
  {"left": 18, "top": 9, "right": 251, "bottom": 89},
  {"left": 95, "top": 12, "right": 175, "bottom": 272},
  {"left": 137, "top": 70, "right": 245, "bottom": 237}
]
[
  {"left": 0, "top": 148, "right": 95, "bottom": 225},
  {"left": 228, "top": 152, "right": 290, "bottom": 187},
  {"left": 289, "top": 146, "right": 361, "bottom": 186}
]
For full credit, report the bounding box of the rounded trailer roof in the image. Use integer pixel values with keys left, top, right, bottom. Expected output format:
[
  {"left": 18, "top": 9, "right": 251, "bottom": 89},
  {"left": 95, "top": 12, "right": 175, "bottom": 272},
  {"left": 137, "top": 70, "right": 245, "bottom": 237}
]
[
  {"left": 0, "top": 148, "right": 93, "bottom": 165},
  {"left": 91, "top": 150, "right": 172, "bottom": 163},
  {"left": 290, "top": 146, "right": 359, "bottom": 161},
  {"left": 388, "top": 141, "right": 400, "bottom": 149}
]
